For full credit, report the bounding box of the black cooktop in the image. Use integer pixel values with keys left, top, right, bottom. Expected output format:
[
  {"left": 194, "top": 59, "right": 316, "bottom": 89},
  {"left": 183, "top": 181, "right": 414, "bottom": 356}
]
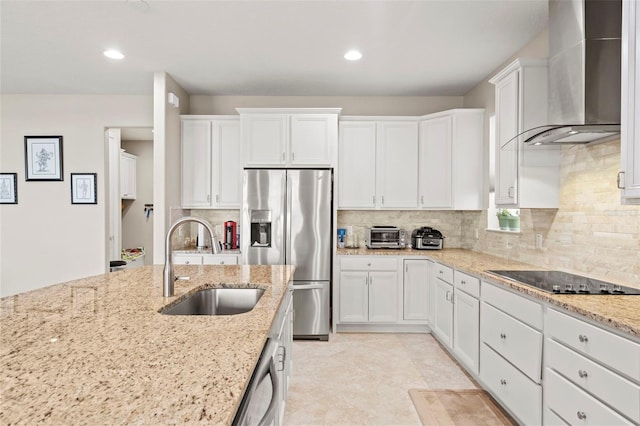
[{"left": 488, "top": 270, "right": 640, "bottom": 295}]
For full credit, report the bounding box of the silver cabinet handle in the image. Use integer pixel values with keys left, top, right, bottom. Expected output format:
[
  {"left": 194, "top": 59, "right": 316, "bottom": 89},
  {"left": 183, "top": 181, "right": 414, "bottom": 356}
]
[
  {"left": 291, "top": 152, "right": 295, "bottom": 161},
  {"left": 372, "top": 195, "right": 375, "bottom": 204},
  {"left": 500, "top": 379, "right": 507, "bottom": 386},
  {"left": 421, "top": 195, "right": 424, "bottom": 205},
  {"left": 445, "top": 290, "right": 451, "bottom": 302},
  {"left": 381, "top": 195, "right": 385, "bottom": 205},
  {"left": 220, "top": 261, "right": 225, "bottom": 265},
  {"left": 184, "top": 260, "right": 190, "bottom": 265},
  {"left": 617, "top": 171, "right": 625, "bottom": 189},
  {"left": 508, "top": 186, "right": 515, "bottom": 198},
  {"left": 439, "top": 270, "right": 444, "bottom": 275},
  {"left": 578, "top": 369, "right": 588, "bottom": 378},
  {"left": 215, "top": 194, "right": 219, "bottom": 203},
  {"left": 577, "top": 411, "right": 587, "bottom": 420},
  {"left": 367, "top": 263, "right": 371, "bottom": 267},
  {"left": 282, "top": 152, "right": 285, "bottom": 162},
  {"left": 500, "top": 333, "right": 506, "bottom": 340},
  {"left": 277, "top": 346, "right": 286, "bottom": 371},
  {"left": 578, "top": 334, "right": 589, "bottom": 343},
  {"left": 207, "top": 194, "right": 210, "bottom": 203},
  {"left": 461, "top": 280, "right": 466, "bottom": 285}
]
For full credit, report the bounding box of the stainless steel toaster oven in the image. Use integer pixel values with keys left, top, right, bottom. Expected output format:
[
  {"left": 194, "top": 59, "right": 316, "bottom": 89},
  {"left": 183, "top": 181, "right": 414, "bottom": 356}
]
[{"left": 365, "top": 226, "right": 407, "bottom": 249}]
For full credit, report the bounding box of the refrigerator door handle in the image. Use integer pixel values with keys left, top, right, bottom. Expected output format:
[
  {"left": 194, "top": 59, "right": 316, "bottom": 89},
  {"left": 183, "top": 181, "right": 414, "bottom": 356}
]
[
  {"left": 285, "top": 175, "right": 292, "bottom": 265},
  {"left": 294, "top": 283, "right": 326, "bottom": 290}
]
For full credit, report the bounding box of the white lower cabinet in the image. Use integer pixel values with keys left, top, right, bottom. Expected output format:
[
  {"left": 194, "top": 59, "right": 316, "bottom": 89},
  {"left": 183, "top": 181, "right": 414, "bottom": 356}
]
[
  {"left": 480, "top": 282, "right": 543, "bottom": 424},
  {"left": 544, "top": 308, "right": 640, "bottom": 425},
  {"left": 452, "top": 290, "right": 479, "bottom": 374},
  {"left": 172, "top": 253, "right": 240, "bottom": 265},
  {"left": 403, "top": 259, "right": 429, "bottom": 321},
  {"left": 433, "top": 276, "right": 454, "bottom": 347},
  {"left": 481, "top": 343, "right": 542, "bottom": 425},
  {"left": 339, "top": 269, "right": 397, "bottom": 323}
]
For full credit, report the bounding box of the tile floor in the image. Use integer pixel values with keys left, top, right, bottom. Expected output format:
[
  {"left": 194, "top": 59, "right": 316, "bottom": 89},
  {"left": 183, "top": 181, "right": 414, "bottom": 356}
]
[{"left": 283, "top": 333, "right": 478, "bottom": 425}]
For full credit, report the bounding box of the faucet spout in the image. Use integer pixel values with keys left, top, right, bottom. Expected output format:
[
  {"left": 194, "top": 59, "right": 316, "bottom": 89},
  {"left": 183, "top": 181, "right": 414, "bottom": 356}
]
[{"left": 163, "top": 216, "right": 219, "bottom": 297}]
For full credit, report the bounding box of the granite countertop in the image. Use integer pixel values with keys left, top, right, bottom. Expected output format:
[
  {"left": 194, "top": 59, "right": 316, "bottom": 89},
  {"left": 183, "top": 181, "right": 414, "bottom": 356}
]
[
  {"left": 0, "top": 264, "right": 294, "bottom": 425},
  {"left": 338, "top": 247, "right": 640, "bottom": 339}
]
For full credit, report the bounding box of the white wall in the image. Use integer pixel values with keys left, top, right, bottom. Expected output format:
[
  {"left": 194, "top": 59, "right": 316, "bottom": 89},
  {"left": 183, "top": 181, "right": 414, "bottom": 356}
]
[
  {"left": 152, "top": 73, "right": 190, "bottom": 264},
  {"left": 0, "top": 95, "right": 153, "bottom": 297}
]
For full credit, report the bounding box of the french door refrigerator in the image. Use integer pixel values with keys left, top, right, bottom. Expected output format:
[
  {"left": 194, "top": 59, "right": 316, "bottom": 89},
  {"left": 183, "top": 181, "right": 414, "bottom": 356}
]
[{"left": 242, "top": 169, "right": 332, "bottom": 340}]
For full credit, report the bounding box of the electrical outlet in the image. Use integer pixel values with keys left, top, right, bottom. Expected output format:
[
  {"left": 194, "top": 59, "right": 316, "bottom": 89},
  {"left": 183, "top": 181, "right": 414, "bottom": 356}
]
[{"left": 535, "top": 234, "right": 543, "bottom": 249}]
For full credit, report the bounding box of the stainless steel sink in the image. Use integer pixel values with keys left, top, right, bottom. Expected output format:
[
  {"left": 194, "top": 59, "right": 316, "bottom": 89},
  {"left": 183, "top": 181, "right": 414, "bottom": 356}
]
[{"left": 161, "top": 288, "right": 265, "bottom": 316}]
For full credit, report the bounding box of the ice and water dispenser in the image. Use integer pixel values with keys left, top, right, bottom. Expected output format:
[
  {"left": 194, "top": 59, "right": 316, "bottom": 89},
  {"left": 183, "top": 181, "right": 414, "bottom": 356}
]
[{"left": 250, "top": 210, "right": 272, "bottom": 247}]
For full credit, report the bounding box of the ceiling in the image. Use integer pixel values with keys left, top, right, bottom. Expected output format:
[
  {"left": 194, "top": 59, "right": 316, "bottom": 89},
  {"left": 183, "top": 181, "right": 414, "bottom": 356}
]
[{"left": 0, "top": 0, "right": 548, "bottom": 96}]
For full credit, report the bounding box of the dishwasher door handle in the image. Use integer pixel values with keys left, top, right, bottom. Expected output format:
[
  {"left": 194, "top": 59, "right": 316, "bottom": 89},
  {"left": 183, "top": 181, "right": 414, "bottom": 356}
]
[
  {"left": 257, "top": 357, "right": 280, "bottom": 426},
  {"left": 294, "top": 283, "right": 326, "bottom": 290}
]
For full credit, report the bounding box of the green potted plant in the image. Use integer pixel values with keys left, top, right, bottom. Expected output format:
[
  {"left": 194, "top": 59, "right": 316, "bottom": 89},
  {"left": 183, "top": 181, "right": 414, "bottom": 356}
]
[
  {"left": 496, "top": 209, "right": 511, "bottom": 230},
  {"left": 507, "top": 210, "right": 520, "bottom": 231}
]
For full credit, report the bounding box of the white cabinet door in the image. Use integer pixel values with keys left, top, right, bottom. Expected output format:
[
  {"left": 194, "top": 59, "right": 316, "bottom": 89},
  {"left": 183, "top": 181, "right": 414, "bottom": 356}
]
[
  {"left": 290, "top": 114, "right": 334, "bottom": 166},
  {"left": 433, "top": 278, "right": 454, "bottom": 348},
  {"left": 120, "top": 152, "right": 137, "bottom": 199},
  {"left": 211, "top": 120, "right": 241, "bottom": 208},
  {"left": 621, "top": 0, "right": 640, "bottom": 203},
  {"left": 419, "top": 115, "right": 453, "bottom": 208},
  {"left": 494, "top": 70, "right": 519, "bottom": 206},
  {"left": 242, "top": 114, "right": 288, "bottom": 166},
  {"left": 339, "top": 271, "right": 369, "bottom": 323},
  {"left": 181, "top": 119, "right": 212, "bottom": 207},
  {"left": 338, "top": 121, "right": 377, "bottom": 208},
  {"left": 368, "top": 270, "right": 398, "bottom": 323},
  {"left": 403, "top": 259, "right": 429, "bottom": 321},
  {"left": 427, "top": 262, "right": 437, "bottom": 327},
  {"left": 376, "top": 121, "right": 419, "bottom": 208},
  {"left": 453, "top": 290, "right": 479, "bottom": 374}
]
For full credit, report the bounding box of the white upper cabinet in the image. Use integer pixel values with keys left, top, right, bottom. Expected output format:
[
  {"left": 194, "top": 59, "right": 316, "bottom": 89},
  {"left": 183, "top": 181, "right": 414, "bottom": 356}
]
[
  {"left": 338, "top": 118, "right": 418, "bottom": 209},
  {"left": 418, "top": 109, "right": 484, "bottom": 210},
  {"left": 181, "top": 116, "right": 241, "bottom": 209},
  {"left": 238, "top": 108, "right": 340, "bottom": 167},
  {"left": 489, "top": 59, "right": 561, "bottom": 208},
  {"left": 338, "top": 121, "right": 377, "bottom": 208},
  {"left": 120, "top": 151, "right": 137, "bottom": 200},
  {"left": 621, "top": 0, "right": 640, "bottom": 203}
]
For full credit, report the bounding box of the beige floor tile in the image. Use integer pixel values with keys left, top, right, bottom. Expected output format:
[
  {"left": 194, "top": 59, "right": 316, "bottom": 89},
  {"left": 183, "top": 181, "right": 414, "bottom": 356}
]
[{"left": 284, "top": 333, "right": 477, "bottom": 426}]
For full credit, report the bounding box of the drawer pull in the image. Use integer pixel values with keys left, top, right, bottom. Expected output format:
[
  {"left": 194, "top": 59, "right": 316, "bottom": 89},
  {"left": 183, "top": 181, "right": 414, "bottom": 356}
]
[
  {"left": 578, "top": 334, "right": 589, "bottom": 343},
  {"left": 500, "top": 333, "right": 507, "bottom": 340},
  {"left": 439, "top": 270, "right": 444, "bottom": 275},
  {"left": 185, "top": 260, "right": 190, "bottom": 265},
  {"left": 367, "top": 263, "right": 371, "bottom": 267},
  {"left": 220, "top": 261, "right": 225, "bottom": 265},
  {"left": 461, "top": 280, "right": 466, "bottom": 285},
  {"left": 578, "top": 369, "right": 588, "bottom": 378},
  {"left": 577, "top": 411, "right": 587, "bottom": 420},
  {"left": 500, "top": 379, "right": 507, "bottom": 386},
  {"left": 445, "top": 290, "right": 451, "bottom": 302}
]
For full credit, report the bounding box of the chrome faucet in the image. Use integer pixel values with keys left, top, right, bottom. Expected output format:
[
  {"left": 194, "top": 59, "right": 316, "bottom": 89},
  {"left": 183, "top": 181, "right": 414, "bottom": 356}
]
[{"left": 163, "top": 216, "right": 219, "bottom": 297}]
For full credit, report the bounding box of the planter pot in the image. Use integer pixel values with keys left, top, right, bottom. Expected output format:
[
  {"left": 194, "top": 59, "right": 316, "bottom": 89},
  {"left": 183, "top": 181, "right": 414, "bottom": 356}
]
[
  {"left": 507, "top": 216, "right": 520, "bottom": 231},
  {"left": 497, "top": 216, "right": 510, "bottom": 230}
]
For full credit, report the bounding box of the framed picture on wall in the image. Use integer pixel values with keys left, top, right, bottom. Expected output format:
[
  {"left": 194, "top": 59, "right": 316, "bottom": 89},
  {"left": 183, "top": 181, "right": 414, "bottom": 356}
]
[
  {"left": 71, "top": 173, "right": 97, "bottom": 204},
  {"left": 0, "top": 173, "right": 18, "bottom": 204},
  {"left": 25, "top": 136, "right": 63, "bottom": 181}
]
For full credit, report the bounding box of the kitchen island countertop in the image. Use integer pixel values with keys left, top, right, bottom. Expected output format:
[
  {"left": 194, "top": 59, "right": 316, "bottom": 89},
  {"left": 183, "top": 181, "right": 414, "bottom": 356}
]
[
  {"left": 0, "top": 264, "right": 294, "bottom": 425},
  {"left": 338, "top": 247, "right": 640, "bottom": 339}
]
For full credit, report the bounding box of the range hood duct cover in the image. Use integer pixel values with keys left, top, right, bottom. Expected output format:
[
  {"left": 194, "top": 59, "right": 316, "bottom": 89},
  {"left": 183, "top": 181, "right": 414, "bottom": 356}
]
[{"left": 524, "top": 0, "right": 622, "bottom": 146}]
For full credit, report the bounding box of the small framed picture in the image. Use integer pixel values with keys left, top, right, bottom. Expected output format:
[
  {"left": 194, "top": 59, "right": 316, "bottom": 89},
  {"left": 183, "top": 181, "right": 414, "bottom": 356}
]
[
  {"left": 71, "top": 173, "right": 97, "bottom": 204},
  {"left": 25, "top": 136, "right": 63, "bottom": 181},
  {"left": 0, "top": 173, "right": 18, "bottom": 204}
]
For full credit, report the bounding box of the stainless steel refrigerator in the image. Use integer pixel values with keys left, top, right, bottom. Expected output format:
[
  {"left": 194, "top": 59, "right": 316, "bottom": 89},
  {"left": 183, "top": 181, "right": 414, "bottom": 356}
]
[{"left": 242, "top": 169, "right": 332, "bottom": 340}]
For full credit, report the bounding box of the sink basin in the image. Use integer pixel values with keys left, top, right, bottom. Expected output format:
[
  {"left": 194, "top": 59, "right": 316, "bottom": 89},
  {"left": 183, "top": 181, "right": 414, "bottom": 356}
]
[{"left": 161, "top": 288, "right": 265, "bottom": 316}]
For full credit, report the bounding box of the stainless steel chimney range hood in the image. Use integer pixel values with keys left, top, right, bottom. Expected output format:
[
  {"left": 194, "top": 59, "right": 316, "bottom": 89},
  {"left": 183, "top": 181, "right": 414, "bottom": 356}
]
[{"left": 520, "top": 0, "right": 622, "bottom": 147}]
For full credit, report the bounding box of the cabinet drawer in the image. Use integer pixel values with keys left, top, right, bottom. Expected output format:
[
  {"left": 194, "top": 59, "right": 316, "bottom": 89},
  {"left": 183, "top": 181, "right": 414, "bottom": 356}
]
[
  {"left": 545, "top": 369, "right": 633, "bottom": 426},
  {"left": 546, "top": 308, "right": 640, "bottom": 381},
  {"left": 480, "top": 343, "right": 542, "bottom": 425},
  {"left": 433, "top": 263, "right": 453, "bottom": 284},
  {"left": 545, "top": 338, "right": 640, "bottom": 423},
  {"left": 454, "top": 270, "right": 480, "bottom": 298},
  {"left": 481, "top": 302, "right": 542, "bottom": 383},
  {"left": 481, "top": 282, "right": 542, "bottom": 330},
  {"left": 202, "top": 254, "right": 238, "bottom": 265},
  {"left": 340, "top": 256, "right": 397, "bottom": 271},
  {"left": 172, "top": 254, "right": 203, "bottom": 265}
]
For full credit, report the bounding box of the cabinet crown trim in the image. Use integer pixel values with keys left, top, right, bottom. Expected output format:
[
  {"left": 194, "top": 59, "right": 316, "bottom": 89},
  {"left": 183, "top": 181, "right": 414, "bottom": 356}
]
[
  {"left": 181, "top": 115, "right": 239, "bottom": 120},
  {"left": 489, "top": 58, "right": 548, "bottom": 85},
  {"left": 236, "top": 107, "right": 342, "bottom": 115}
]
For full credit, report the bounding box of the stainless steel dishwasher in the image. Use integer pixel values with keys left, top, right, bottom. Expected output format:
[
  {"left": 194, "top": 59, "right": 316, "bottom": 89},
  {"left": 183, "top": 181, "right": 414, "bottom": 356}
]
[{"left": 233, "top": 339, "right": 280, "bottom": 426}]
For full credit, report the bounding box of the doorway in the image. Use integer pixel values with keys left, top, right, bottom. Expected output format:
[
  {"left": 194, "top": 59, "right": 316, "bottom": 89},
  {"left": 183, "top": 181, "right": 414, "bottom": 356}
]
[{"left": 105, "top": 127, "right": 154, "bottom": 269}]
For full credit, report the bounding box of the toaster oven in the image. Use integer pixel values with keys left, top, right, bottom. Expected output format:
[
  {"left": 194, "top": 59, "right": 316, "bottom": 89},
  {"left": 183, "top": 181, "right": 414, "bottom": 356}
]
[{"left": 365, "top": 226, "right": 407, "bottom": 249}]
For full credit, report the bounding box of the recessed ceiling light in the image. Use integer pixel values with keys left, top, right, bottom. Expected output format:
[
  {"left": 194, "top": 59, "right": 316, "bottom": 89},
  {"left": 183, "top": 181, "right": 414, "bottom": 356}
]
[
  {"left": 103, "top": 49, "right": 125, "bottom": 60},
  {"left": 344, "top": 50, "right": 362, "bottom": 61}
]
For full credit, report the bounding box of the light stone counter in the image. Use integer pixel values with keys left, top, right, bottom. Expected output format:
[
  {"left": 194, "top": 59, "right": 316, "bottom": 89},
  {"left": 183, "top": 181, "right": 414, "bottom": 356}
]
[
  {"left": 338, "top": 247, "right": 640, "bottom": 339},
  {"left": 0, "top": 264, "right": 294, "bottom": 425}
]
